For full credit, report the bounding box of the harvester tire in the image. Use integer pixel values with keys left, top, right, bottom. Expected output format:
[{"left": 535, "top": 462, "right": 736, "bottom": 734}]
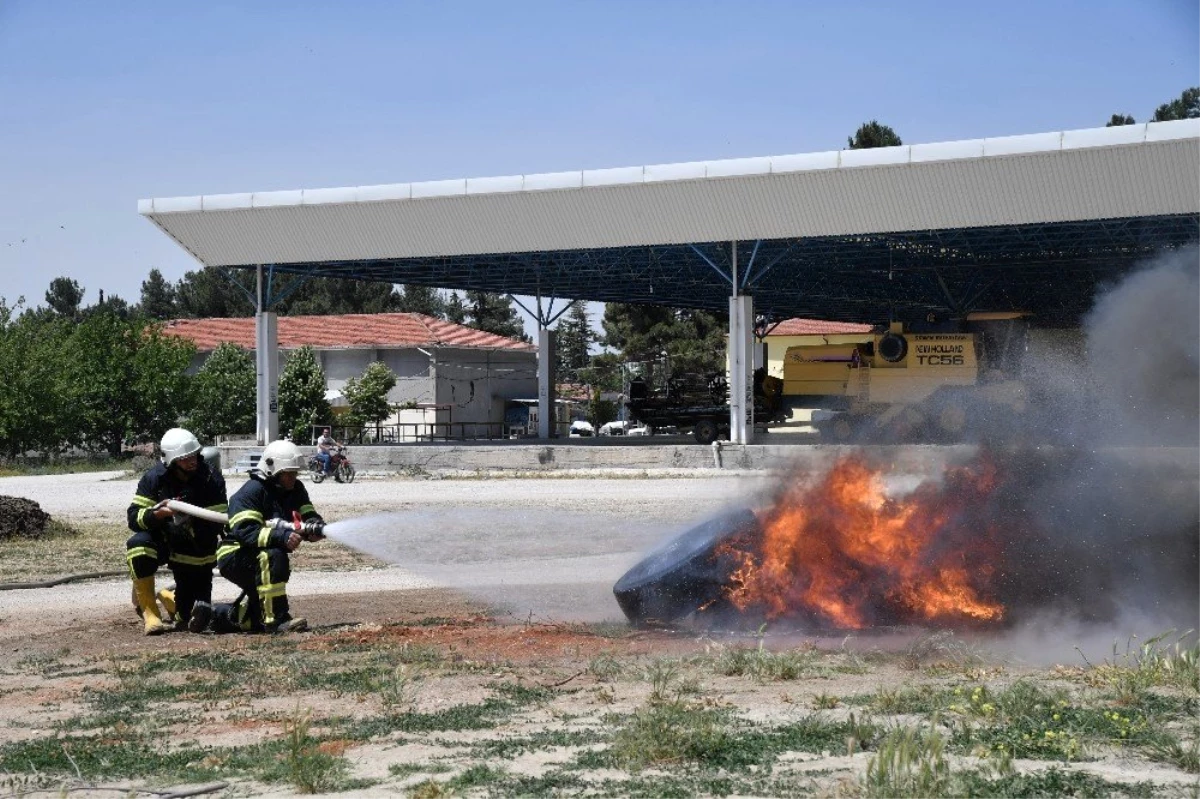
[
  {"left": 693, "top": 419, "right": 719, "bottom": 445},
  {"left": 613, "top": 507, "right": 760, "bottom": 627}
]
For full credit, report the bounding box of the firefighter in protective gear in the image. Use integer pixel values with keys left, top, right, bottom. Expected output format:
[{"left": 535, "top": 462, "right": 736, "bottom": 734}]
[
  {"left": 126, "top": 428, "right": 227, "bottom": 635},
  {"left": 212, "top": 439, "right": 325, "bottom": 633}
]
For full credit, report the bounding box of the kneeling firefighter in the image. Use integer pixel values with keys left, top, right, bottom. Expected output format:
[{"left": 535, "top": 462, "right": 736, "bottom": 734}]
[
  {"left": 209, "top": 439, "right": 325, "bottom": 634},
  {"left": 126, "top": 428, "right": 228, "bottom": 635}
]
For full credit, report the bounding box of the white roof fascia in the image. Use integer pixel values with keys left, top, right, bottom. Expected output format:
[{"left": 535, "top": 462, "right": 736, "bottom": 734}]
[{"left": 140, "top": 120, "right": 1199, "bottom": 217}]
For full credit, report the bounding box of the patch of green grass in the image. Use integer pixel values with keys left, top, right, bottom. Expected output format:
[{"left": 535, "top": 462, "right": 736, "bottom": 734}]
[
  {"left": 588, "top": 654, "right": 622, "bottom": 681},
  {"left": 606, "top": 699, "right": 878, "bottom": 773},
  {"left": 711, "top": 644, "right": 825, "bottom": 681},
  {"left": 954, "top": 766, "right": 1158, "bottom": 798},
  {"left": 0, "top": 457, "right": 132, "bottom": 477},
  {"left": 864, "top": 725, "right": 952, "bottom": 798},
  {"left": 333, "top": 678, "right": 548, "bottom": 738},
  {"left": 1142, "top": 726, "right": 1200, "bottom": 774},
  {"left": 1084, "top": 630, "right": 1200, "bottom": 696},
  {"left": 472, "top": 728, "right": 608, "bottom": 759},
  {"left": 946, "top": 680, "right": 1177, "bottom": 762},
  {"left": 389, "top": 762, "right": 454, "bottom": 777},
  {"left": 489, "top": 680, "right": 554, "bottom": 704},
  {"left": 870, "top": 683, "right": 959, "bottom": 714},
  {"left": 448, "top": 763, "right": 509, "bottom": 790},
  {"left": 0, "top": 734, "right": 211, "bottom": 781},
  {"left": 281, "top": 706, "right": 350, "bottom": 794}
]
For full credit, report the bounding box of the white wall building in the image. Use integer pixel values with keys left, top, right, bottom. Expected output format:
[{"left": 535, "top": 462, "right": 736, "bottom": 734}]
[{"left": 163, "top": 312, "right": 537, "bottom": 440}]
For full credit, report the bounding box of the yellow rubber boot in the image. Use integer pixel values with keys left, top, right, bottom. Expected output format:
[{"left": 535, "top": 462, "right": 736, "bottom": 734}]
[
  {"left": 133, "top": 576, "right": 165, "bottom": 636},
  {"left": 157, "top": 588, "right": 177, "bottom": 621}
]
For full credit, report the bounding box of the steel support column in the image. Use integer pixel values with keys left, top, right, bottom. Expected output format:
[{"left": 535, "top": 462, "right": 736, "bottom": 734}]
[
  {"left": 728, "top": 242, "right": 754, "bottom": 444},
  {"left": 254, "top": 264, "right": 280, "bottom": 445},
  {"left": 537, "top": 326, "right": 556, "bottom": 438}
]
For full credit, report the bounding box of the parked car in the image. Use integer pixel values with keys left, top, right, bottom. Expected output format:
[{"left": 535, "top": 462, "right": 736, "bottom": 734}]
[
  {"left": 598, "top": 420, "right": 629, "bottom": 436},
  {"left": 568, "top": 420, "right": 595, "bottom": 437}
]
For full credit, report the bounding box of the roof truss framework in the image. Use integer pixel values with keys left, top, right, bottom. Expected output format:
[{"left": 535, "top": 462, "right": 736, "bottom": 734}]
[{"left": 233, "top": 213, "right": 1198, "bottom": 327}]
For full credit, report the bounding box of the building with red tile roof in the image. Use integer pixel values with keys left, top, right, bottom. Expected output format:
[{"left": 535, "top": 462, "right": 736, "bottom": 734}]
[
  {"left": 761, "top": 318, "right": 875, "bottom": 381},
  {"left": 163, "top": 313, "right": 537, "bottom": 440},
  {"left": 161, "top": 312, "right": 535, "bottom": 353}
]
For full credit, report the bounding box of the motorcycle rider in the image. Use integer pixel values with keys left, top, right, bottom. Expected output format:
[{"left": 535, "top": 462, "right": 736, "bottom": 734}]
[
  {"left": 207, "top": 439, "right": 325, "bottom": 634},
  {"left": 126, "top": 428, "right": 228, "bottom": 635},
  {"left": 315, "top": 427, "right": 341, "bottom": 475}
]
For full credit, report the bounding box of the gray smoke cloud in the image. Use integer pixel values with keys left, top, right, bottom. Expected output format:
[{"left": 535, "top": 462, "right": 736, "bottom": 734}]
[{"left": 1084, "top": 246, "right": 1200, "bottom": 446}]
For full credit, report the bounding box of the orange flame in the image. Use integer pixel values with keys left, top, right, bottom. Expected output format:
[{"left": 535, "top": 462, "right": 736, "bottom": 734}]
[{"left": 722, "top": 455, "right": 1005, "bottom": 629}]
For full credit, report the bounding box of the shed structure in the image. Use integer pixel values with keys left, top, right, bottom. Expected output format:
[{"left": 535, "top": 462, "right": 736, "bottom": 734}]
[{"left": 140, "top": 119, "right": 1200, "bottom": 444}]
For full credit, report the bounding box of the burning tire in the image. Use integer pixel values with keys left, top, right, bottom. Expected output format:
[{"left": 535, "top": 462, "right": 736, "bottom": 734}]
[{"left": 613, "top": 507, "right": 760, "bottom": 627}]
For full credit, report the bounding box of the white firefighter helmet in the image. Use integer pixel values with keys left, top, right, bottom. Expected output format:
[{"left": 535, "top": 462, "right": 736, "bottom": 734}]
[
  {"left": 260, "top": 439, "right": 306, "bottom": 477},
  {"left": 160, "top": 428, "right": 201, "bottom": 467}
]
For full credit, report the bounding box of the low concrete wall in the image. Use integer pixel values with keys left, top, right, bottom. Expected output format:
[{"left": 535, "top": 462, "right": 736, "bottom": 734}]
[
  {"left": 217, "top": 441, "right": 1200, "bottom": 478},
  {"left": 223, "top": 441, "right": 950, "bottom": 474}
]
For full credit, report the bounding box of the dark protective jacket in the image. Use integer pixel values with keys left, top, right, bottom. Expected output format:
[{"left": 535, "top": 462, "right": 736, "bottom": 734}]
[
  {"left": 127, "top": 460, "right": 228, "bottom": 561},
  {"left": 221, "top": 474, "right": 324, "bottom": 554}
]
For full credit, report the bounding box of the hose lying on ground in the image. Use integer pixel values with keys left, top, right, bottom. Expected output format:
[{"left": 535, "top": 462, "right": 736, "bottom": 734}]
[
  {"left": 0, "top": 570, "right": 126, "bottom": 590},
  {"left": 1, "top": 502, "right": 228, "bottom": 591}
]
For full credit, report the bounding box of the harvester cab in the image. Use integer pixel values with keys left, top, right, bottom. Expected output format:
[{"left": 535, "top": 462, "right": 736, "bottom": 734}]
[{"left": 781, "top": 313, "right": 1031, "bottom": 443}]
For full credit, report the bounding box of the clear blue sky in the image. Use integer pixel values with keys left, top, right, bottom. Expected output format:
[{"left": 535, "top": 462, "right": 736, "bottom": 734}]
[{"left": 1, "top": 0, "right": 1196, "bottom": 336}]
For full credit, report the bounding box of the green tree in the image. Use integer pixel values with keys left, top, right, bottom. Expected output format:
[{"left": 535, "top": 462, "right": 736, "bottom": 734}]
[
  {"left": 466, "top": 291, "right": 527, "bottom": 340},
  {"left": 396, "top": 285, "right": 446, "bottom": 317},
  {"left": 0, "top": 300, "right": 75, "bottom": 457},
  {"left": 555, "top": 301, "right": 594, "bottom": 383},
  {"left": 45, "top": 276, "right": 85, "bottom": 319},
  {"left": 84, "top": 290, "right": 131, "bottom": 320},
  {"left": 848, "top": 120, "right": 902, "bottom": 149},
  {"left": 588, "top": 388, "right": 618, "bottom": 429},
  {"left": 186, "top": 343, "right": 256, "bottom": 441},
  {"left": 342, "top": 361, "right": 398, "bottom": 431},
  {"left": 62, "top": 310, "right": 195, "bottom": 456},
  {"left": 1152, "top": 87, "right": 1200, "bottom": 121},
  {"left": 139, "top": 268, "right": 178, "bottom": 320},
  {"left": 1106, "top": 113, "right": 1136, "bottom": 127},
  {"left": 577, "top": 351, "right": 624, "bottom": 392},
  {"left": 278, "top": 345, "right": 332, "bottom": 443},
  {"left": 175, "top": 268, "right": 256, "bottom": 318},
  {"left": 445, "top": 291, "right": 468, "bottom": 324},
  {"left": 601, "top": 302, "right": 727, "bottom": 381},
  {"left": 283, "top": 276, "right": 400, "bottom": 315}
]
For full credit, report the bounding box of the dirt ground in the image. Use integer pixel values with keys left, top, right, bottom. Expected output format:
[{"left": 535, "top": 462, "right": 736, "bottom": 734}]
[{"left": 1, "top": 471, "right": 1197, "bottom": 798}]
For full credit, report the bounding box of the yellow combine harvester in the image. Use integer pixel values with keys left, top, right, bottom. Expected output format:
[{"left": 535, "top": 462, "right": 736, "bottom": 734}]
[{"left": 781, "top": 314, "right": 1029, "bottom": 443}]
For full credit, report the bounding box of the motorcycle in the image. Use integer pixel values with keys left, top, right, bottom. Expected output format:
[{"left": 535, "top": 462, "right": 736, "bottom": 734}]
[{"left": 308, "top": 446, "right": 356, "bottom": 484}]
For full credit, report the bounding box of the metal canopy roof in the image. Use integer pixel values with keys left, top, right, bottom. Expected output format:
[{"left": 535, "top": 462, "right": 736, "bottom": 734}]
[{"left": 141, "top": 120, "right": 1200, "bottom": 327}]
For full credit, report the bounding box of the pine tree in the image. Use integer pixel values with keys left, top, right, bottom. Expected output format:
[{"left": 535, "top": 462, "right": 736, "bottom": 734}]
[
  {"left": 1152, "top": 87, "right": 1200, "bottom": 121},
  {"left": 445, "top": 292, "right": 468, "bottom": 324},
  {"left": 847, "top": 121, "right": 902, "bottom": 149},
  {"left": 396, "top": 285, "right": 446, "bottom": 317},
  {"left": 139, "top": 269, "right": 178, "bottom": 320},
  {"left": 45, "top": 277, "right": 85, "bottom": 319},
  {"left": 466, "top": 291, "right": 527, "bottom": 340},
  {"left": 555, "top": 301, "right": 594, "bottom": 383}
]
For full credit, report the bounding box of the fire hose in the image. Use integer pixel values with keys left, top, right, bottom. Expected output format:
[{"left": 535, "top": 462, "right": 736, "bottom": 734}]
[{"left": 166, "top": 499, "right": 325, "bottom": 541}]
